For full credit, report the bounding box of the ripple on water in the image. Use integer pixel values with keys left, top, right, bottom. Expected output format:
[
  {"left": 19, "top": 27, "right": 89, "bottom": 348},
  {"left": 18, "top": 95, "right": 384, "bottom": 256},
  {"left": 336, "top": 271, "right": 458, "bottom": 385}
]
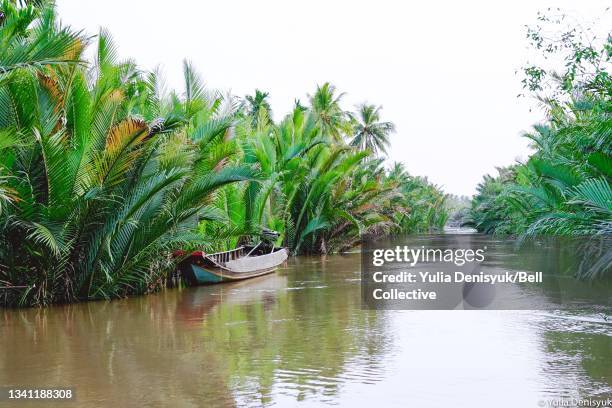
[{"left": 1, "top": 252, "right": 610, "bottom": 407}]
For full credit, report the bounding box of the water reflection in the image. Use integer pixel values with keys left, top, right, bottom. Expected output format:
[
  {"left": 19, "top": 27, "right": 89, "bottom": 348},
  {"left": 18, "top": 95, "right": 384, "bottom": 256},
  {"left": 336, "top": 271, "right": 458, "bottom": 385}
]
[
  {"left": 193, "top": 256, "right": 390, "bottom": 407},
  {"left": 0, "top": 252, "right": 610, "bottom": 407}
]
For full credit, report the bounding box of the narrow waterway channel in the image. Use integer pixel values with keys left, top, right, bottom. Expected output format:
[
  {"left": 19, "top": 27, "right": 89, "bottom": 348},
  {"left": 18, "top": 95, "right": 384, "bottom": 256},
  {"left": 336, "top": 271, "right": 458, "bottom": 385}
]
[{"left": 1, "top": 242, "right": 610, "bottom": 407}]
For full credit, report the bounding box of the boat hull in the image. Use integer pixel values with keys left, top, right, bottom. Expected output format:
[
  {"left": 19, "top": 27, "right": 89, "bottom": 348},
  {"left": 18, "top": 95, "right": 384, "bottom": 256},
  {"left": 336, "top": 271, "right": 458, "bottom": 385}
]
[
  {"left": 181, "top": 248, "right": 288, "bottom": 285},
  {"left": 189, "top": 264, "right": 279, "bottom": 284}
]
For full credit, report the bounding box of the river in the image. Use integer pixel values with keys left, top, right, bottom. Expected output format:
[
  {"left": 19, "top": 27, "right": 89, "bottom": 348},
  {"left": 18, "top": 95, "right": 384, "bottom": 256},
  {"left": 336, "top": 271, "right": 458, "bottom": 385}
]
[{"left": 0, "top": 244, "right": 610, "bottom": 407}]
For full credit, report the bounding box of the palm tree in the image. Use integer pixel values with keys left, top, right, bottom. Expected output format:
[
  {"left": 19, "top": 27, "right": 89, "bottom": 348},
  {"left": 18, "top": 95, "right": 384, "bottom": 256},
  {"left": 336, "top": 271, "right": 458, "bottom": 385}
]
[
  {"left": 0, "top": 3, "right": 456, "bottom": 305},
  {"left": 467, "top": 16, "right": 612, "bottom": 240},
  {"left": 244, "top": 89, "right": 272, "bottom": 129},
  {"left": 349, "top": 103, "right": 395, "bottom": 156},
  {"left": 0, "top": 1, "right": 84, "bottom": 83},
  {"left": 0, "top": 26, "right": 252, "bottom": 306},
  {"left": 467, "top": 95, "right": 612, "bottom": 237},
  {"left": 308, "top": 82, "right": 348, "bottom": 142}
]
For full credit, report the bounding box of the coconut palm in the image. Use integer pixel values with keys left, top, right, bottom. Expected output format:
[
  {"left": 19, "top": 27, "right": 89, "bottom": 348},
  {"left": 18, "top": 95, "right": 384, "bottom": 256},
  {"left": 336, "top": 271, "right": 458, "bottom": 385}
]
[
  {"left": 349, "top": 103, "right": 395, "bottom": 156},
  {"left": 309, "top": 82, "right": 349, "bottom": 142}
]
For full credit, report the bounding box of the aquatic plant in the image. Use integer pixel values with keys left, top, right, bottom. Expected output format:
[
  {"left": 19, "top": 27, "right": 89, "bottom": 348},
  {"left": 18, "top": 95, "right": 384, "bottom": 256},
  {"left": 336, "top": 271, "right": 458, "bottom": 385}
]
[
  {"left": 206, "top": 106, "right": 448, "bottom": 255},
  {"left": 0, "top": 3, "right": 251, "bottom": 305}
]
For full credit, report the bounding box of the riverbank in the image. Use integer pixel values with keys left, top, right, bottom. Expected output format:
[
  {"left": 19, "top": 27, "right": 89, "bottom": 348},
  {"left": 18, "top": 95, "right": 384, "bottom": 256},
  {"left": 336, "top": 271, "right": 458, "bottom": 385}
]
[{"left": 0, "top": 2, "right": 448, "bottom": 307}]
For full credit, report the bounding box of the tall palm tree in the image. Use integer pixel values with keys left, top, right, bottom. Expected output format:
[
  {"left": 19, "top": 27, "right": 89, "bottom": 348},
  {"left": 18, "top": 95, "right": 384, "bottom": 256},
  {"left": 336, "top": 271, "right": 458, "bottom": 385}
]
[
  {"left": 349, "top": 103, "right": 395, "bottom": 156},
  {"left": 308, "top": 82, "right": 348, "bottom": 142}
]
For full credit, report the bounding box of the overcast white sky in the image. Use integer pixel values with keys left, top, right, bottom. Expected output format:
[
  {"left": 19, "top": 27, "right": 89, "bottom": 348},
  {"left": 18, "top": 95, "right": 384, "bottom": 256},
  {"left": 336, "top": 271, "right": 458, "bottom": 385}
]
[{"left": 56, "top": 0, "right": 609, "bottom": 196}]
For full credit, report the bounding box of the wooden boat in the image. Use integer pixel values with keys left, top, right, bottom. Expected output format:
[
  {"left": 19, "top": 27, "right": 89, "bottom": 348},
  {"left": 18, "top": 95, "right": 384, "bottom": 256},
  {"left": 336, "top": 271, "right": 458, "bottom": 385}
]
[{"left": 178, "top": 245, "right": 289, "bottom": 285}]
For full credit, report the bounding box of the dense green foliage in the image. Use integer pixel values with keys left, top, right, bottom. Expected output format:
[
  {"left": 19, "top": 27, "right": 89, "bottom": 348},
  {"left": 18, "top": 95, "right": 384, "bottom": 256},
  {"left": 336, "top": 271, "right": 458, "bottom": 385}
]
[
  {"left": 0, "top": 2, "right": 447, "bottom": 306},
  {"left": 201, "top": 92, "right": 448, "bottom": 254},
  {"left": 466, "top": 13, "right": 611, "bottom": 236},
  {"left": 0, "top": 1, "right": 256, "bottom": 306}
]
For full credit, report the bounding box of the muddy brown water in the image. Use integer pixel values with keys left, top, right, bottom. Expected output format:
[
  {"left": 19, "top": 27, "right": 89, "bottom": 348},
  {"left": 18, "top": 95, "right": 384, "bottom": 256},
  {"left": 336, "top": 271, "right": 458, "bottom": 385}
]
[{"left": 0, "top": 251, "right": 610, "bottom": 407}]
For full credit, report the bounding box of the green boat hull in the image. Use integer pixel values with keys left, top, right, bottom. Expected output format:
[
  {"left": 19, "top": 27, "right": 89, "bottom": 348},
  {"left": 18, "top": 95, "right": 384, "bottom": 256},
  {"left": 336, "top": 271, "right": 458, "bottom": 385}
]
[
  {"left": 180, "top": 247, "right": 288, "bottom": 285},
  {"left": 191, "top": 265, "right": 224, "bottom": 284}
]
